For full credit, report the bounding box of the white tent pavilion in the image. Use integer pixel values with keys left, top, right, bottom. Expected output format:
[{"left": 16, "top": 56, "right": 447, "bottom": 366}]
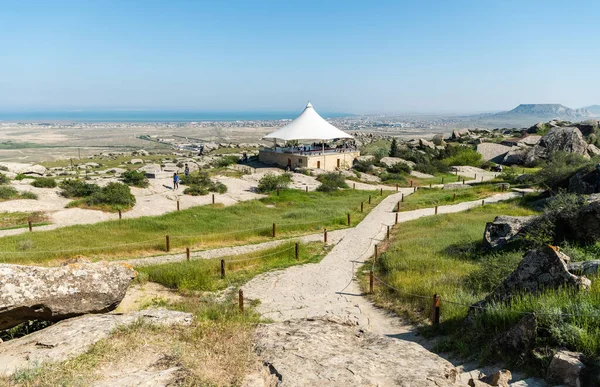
[
  {"left": 263, "top": 102, "right": 353, "bottom": 142},
  {"left": 258, "top": 102, "right": 359, "bottom": 171}
]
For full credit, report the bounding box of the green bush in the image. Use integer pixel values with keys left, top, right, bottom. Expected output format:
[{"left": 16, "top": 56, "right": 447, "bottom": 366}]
[
  {"left": 353, "top": 160, "right": 374, "bottom": 173},
  {"left": 0, "top": 174, "right": 10, "bottom": 185},
  {"left": 0, "top": 165, "right": 8, "bottom": 172},
  {"left": 14, "top": 173, "right": 26, "bottom": 181},
  {"left": 440, "top": 146, "right": 482, "bottom": 167},
  {"left": 498, "top": 167, "right": 519, "bottom": 184},
  {"left": 20, "top": 191, "right": 38, "bottom": 200},
  {"left": 0, "top": 186, "right": 19, "bottom": 199},
  {"left": 386, "top": 162, "right": 411, "bottom": 174},
  {"left": 257, "top": 173, "right": 292, "bottom": 193},
  {"left": 122, "top": 170, "right": 149, "bottom": 188},
  {"left": 31, "top": 177, "right": 57, "bottom": 188},
  {"left": 213, "top": 155, "right": 239, "bottom": 168},
  {"left": 316, "top": 172, "right": 348, "bottom": 192},
  {"left": 180, "top": 172, "right": 228, "bottom": 195},
  {"left": 379, "top": 172, "right": 407, "bottom": 183},
  {"left": 59, "top": 179, "right": 100, "bottom": 198},
  {"left": 86, "top": 182, "right": 136, "bottom": 209},
  {"left": 535, "top": 152, "right": 592, "bottom": 189}
]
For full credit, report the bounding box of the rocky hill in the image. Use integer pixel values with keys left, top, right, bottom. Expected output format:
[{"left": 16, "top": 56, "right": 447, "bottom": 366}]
[
  {"left": 584, "top": 105, "right": 600, "bottom": 117},
  {"left": 497, "top": 104, "right": 591, "bottom": 120}
]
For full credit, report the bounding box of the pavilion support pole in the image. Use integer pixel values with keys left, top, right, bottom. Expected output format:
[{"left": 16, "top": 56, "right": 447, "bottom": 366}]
[{"left": 322, "top": 142, "right": 325, "bottom": 170}]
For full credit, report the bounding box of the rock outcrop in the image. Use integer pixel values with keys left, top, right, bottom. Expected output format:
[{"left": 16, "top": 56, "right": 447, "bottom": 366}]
[
  {"left": 502, "top": 147, "right": 530, "bottom": 165},
  {"left": 0, "top": 260, "right": 136, "bottom": 330},
  {"left": 492, "top": 314, "right": 537, "bottom": 356},
  {"left": 476, "top": 246, "right": 590, "bottom": 305},
  {"left": 476, "top": 143, "right": 512, "bottom": 163},
  {"left": 0, "top": 309, "right": 193, "bottom": 376},
  {"left": 483, "top": 215, "right": 536, "bottom": 249},
  {"left": 568, "top": 165, "right": 600, "bottom": 194},
  {"left": 546, "top": 350, "right": 585, "bottom": 387},
  {"left": 525, "top": 127, "right": 589, "bottom": 165},
  {"left": 254, "top": 316, "right": 459, "bottom": 386},
  {"left": 378, "top": 157, "right": 416, "bottom": 169},
  {"left": 556, "top": 196, "right": 600, "bottom": 242},
  {"left": 568, "top": 260, "right": 600, "bottom": 276}
]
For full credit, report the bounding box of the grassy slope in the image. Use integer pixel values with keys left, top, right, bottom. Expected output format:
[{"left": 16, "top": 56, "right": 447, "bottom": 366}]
[
  {"left": 397, "top": 183, "right": 506, "bottom": 211},
  {"left": 0, "top": 189, "right": 388, "bottom": 265},
  {"left": 364, "top": 200, "right": 600, "bottom": 364}
]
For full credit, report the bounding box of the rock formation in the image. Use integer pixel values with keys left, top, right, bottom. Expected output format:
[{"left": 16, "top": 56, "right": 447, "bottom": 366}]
[
  {"left": 378, "top": 156, "right": 416, "bottom": 169},
  {"left": 0, "top": 260, "right": 136, "bottom": 330},
  {"left": 483, "top": 215, "right": 536, "bottom": 249},
  {"left": 526, "top": 127, "right": 589, "bottom": 165},
  {"left": 0, "top": 309, "right": 193, "bottom": 376},
  {"left": 546, "top": 350, "right": 585, "bottom": 387}
]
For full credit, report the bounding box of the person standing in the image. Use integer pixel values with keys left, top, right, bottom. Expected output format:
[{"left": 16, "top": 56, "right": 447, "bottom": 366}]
[
  {"left": 173, "top": 173, "right": 179, "bottom": 190},
  {"left": 184, "top": 164, "right": 190, "bottom": 177}
]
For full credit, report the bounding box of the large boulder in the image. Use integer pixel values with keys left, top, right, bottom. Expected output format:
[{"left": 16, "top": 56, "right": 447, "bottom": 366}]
[
  {"left": 379, "top": 157, "right": 416, "bottom": 169},
  {"left": 546, "top": 350, "right": 585, "bottom": 387},
  {"left": 492, "top": 314, "right": 537, "bottom": 357},
  {"left": 477, "top": 246, "right": 591, "bottom": 305},
  {"left": 476, "top": 143, "right": 512, "bottom": 163},
  {"left": 483, "top": 215, "right": 537, "bottom": 249},
  {"left": 517, "top": 135, "right": 542, "bottom": 147},
  {"left": 556, "top": 197, "right": 600, "bottom": 242},
  {"left": 0, "top": 309, "right": 193, "bottom": 376},
  {"left": 526, "top": 127, "right": 589, "bottom": 165},
  {"left": 568, "top": 165, "right": 600, "bottom": 194},
  {"left": 355, "top": 155, "right": 375, "bottom": 163},
  {"left": 0, "top": 260, "right": 136, "bottom": 330},
  {"left": 419, "top": 138, "right": 436, "bottom": 149},
  {"left": 568, "top": 260, "right": 600, "bottom": 276},
  {"left": 502, "top": 147, "right": 530, "bottom": 165}
]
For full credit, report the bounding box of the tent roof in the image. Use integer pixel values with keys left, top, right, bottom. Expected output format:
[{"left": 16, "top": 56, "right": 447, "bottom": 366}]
[{"left": 263, "top": 102, "right": 353, "bottom": 141}]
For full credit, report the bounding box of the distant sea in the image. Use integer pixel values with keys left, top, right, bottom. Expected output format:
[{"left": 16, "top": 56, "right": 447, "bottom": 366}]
[{"left": 0, "top": 110, "right": 351, "bottom": 123}]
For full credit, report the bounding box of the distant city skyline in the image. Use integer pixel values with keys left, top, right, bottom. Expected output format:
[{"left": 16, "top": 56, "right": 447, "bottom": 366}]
[{"left": 1, "top": 0, "right": 599, "bottom": 114}]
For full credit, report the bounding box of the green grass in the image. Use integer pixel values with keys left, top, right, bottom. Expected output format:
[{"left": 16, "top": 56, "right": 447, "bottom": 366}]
[
  {"left": 359, "top": 139, "right": 391, "bottom": 156},
  {"left": 0, "top": 212, "right": 48, "bottom": 230},
  {"left": 0, "top": 189, "right": 388, "bottom": 265},
  {"left": 397, "top": 183, "right": 507, "bottom": 211},
  {"left": 364, "top": 199, "right": 600, "bottom": 367},
  {"left": 40, "top": 153, "right": 169, "bottom": 170},
  {"left": 139, "top": 241, "right": 327, "bottom": 292}
]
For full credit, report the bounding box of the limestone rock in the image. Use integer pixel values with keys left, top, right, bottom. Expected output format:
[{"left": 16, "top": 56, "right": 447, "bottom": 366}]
[
  {"left": 379, "top": 156, "right": 416, "bottom": 169},
  {"left": 481, "top": 369, "right": 512, "bottom": 387},
  {"left": 568, "top": 166, "right": 600, "bottom": 194},
  {"left": 588, "top": 144, "right": 600, "bottom": 157},
  {"left": 254, "top": 316, "right": 458, "bottom": 386},
  {"left": 0, "top": 261, "right": 136, "bottom": 330},
  {"left": 502, "top": 147, "right": 530, "bottom": 165},
  {"left": 355, "top": 155, "right": 375, "bottom": 163},
  {"left": 419, "top": 138, "right": 436, "bottom": 149},
  {"left": 481, "top": 246, "right": 590, "bottom": 304},
  {"left": 517, "top": 135, "right": 541, "bottom": 146},
  {"left": 546, "top": 350, "right": 585, "bottom": 387},
  {"left": 557, "top": 198, "right": 600, "bottom": 242},
  {"left": 483, "top": 215, "right": 536, "bottom": 249},
  {"left": 130, "top": 158, "right": 144, "bottom": 164},
  {"left": 526, "top": 127, "right": 589, "bottom": 165},
  {"left": 476, "top": 143, "right": 512, "bottom": 163},
  {"left": 0, "top": 309, "right": 193, "bottom": 376}
]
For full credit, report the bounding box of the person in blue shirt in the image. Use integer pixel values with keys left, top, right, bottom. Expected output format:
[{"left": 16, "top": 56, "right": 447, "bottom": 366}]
[{"left": 173, "top": 173, "right": 179, "bottom": 190}]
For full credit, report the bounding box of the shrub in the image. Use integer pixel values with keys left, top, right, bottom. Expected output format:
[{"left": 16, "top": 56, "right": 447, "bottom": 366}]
[
  {"left": 379, "top": 173, "right": 407, "bottom": 183},
  {"left": 213, "top": 155, "right": 239, "bottom": 168},
  {"left": 386, "top": 162, "right": 411, "bottom": 174},
  {"left": 59, "top": 179, "right": 100, "bottom": 198},
  {"left": 122, "top": 170, "right": 149, "bottom": 188},
  {"left": 31, "top": 177, "right": 57, "bottom": 188},
  {"left": 354, "top": 160, "right": 374, "bottom": 173},
  {"left": 257, "top": 173, "right": 292, "bottom": 193},
  {"left": 440, "top": 146, "right": 482, "bottom": 167},
  {"left": 389, "top": 138, "right": 400, "bottom": 157},
  {"left": 535, "top": 152, "right": 592, "bottom": 190},
  {"left": 0, "top": 165, "right": 8, "bottom": 171},
  {"left": 498, "top": 167, "right": 519, "bottom": 184},
  {"left": 0, "top": 186, "right": 19, "bottom": 199},
  {"left": 86, "top": 182, "right": 136, "bottom": 209},
  {"left": 14, "top": 173, "right": 26, "bottom": 181},
  {"left": 20, "top": 191, "right": 38, "bottom": 200},
  {"left": 316, "top": 172, "right": 348, "bottom": 192},
  {"left": 183, "top": 185, "right": 209, "bottom": 196},
  {"left": 181, "top": 172, "right": 228, "bottom": 195},
  {"left": 0, "top": 174, "right": 10, "bottom": 185}
]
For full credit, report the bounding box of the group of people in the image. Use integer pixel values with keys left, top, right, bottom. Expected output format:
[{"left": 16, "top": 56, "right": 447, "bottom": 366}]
[
  {"left": 291, "top": 141, "right": 357, "bottom": 155},
  {"left": 172, "top": 163, "right": 191, "bottom": 190}
]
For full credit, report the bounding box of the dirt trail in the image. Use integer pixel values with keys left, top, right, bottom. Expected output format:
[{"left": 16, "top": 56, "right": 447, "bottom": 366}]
[{"left": 242, "top": 190, "right": 520, "bottom": 386}]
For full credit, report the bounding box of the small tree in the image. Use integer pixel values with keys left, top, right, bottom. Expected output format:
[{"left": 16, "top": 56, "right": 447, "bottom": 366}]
[{"left": 389, "top": 138, "right": 399, "bottom": 157}]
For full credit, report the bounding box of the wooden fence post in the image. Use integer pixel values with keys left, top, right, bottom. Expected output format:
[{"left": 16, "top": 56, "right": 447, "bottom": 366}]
[
  {"left": 429, "top": 183, "right": 432, "bottom": 189},
  {"left": 453, "top": 193, "right": 457, "bottom": 201},
  {"left": 272, "top": 223, "right": 276, "bottom": 238},
  {"left": 324, "top": 228, "right": 328, "bottom": 243},
  {"left": 380, "top": 188, "right": 383, "bottom": 196},
  {"left": 387, "top": 225, "right": 390, "bottom": 240},
  {"left": 374, "top": 244, "right": 378, "bottom": 260},
  {"left": 401, "top": 193, "right": 404, "bottom": 202},
  {"left": 277, "top": 188, "right": 280, "bottom": 196},
  {"left": 395, "top": 213, "right": 398, "bottom": 224},
  {"left": 28, "top": 221, "right": 32, "bottom": 232},
  {"left": 239, "top": 289, "right": 244, "bottom": 313},
  {"left": 212, "top": 194, "right": 215, "bottom": 204},
  {"left": 441, "top": 177, "right": 444, "bottom": 184},
  {"left": 369, "top": 270, "right": 374, "bottom": 293},
  {"left": 220, "top": 259, "right": 225, "bottom": 278},
  {"left": 395, "top": 183, "right": 398, "bottom": 192},
  {"left": 306, "top": 186, "right": 308, "bottom": 192},
  {"left": 522, "top": 191, "right": 526, "bottom": 198},
  {"left": 361, "top": 202, "right": 364, "bottom": 212},
  {"left": 482, "top": 199, "right": 485, "bottom": 207},
  {"left": 368, "top": 195, "right": 371, "bottom": 204},
  {"left": 435, "top": 206, "right": 438, "bottom": 215},
  {"left": 432, "top": 294, "right": 441, "bottom": 326},
  {"left": 347, "top": 213, "right": 351, "bottom": 226},
  {"left": 295, "top": 243, "right": 299, "bottom": 260},
  {"left": 396, "top": 201, "right": 400, "bottom": 212},
  {"left": 165, "top": 235, "right": 170, "bottom": 252},
  {"left": 353, "top": 183, "right": 355, "bottom": 190},
  {"left": 462, "top": 179, "right": 465, "bottom": 185},
  {"left": 413, "top": 186, "right": 417, "bottom": 193},
  {"left": 410, "top": 180, "right": 413, "bottom": 187},
  {"left": 186, "top": 247, "right": 190, "bottom": 261},
  {"left": 474, "top": 173, "right": 477, "bottom": 180}
]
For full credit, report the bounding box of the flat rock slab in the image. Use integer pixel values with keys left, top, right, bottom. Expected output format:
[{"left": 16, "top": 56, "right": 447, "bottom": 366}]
[
  {"left": 0, "top": 309, "right": 193, "bottom": 376},
  {"left": 255, "top": 316, "right": 459, "bottom": 387}
]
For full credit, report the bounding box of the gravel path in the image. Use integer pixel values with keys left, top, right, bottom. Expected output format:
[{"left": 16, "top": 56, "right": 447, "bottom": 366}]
[{"left": 242, "top": 190, "right": 520, "bottom": 386}]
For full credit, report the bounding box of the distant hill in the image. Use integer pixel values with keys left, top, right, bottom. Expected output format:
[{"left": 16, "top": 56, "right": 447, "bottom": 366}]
[
  {"left": 497, "top": 104, "right": 591, "bottom": 119},
  {"left": 583, "top": 105, "right": 600, "bottom": 116}
]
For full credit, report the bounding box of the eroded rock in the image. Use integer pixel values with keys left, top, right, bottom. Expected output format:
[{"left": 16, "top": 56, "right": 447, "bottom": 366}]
[
  {"left": 0, "top": 261, "right": 136, "bottom": 330},
  {"left": 254, "top": 316, "right": 459, "bottom": 386},
  {"left": 379, "top": 156, "right": 416, "bottom": 169},
  {"left": 546, "top": 350, "right": 585, "bottom": 387},
  {"left": 483, "top": 215, "right": 536, "bottom": 249},
  {"left": 0, "top": 309, "right": 193, "bottom": 376}
]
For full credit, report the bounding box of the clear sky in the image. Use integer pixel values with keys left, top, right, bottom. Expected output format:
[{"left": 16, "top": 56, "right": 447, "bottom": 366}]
[{"left": 1, "top": 0, "right": 598, "bottom": 114}]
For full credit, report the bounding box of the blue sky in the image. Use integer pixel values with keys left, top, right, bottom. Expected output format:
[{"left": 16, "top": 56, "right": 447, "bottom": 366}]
[{"left": 1, "top": 0, "right": 598, "bottom": 114}]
